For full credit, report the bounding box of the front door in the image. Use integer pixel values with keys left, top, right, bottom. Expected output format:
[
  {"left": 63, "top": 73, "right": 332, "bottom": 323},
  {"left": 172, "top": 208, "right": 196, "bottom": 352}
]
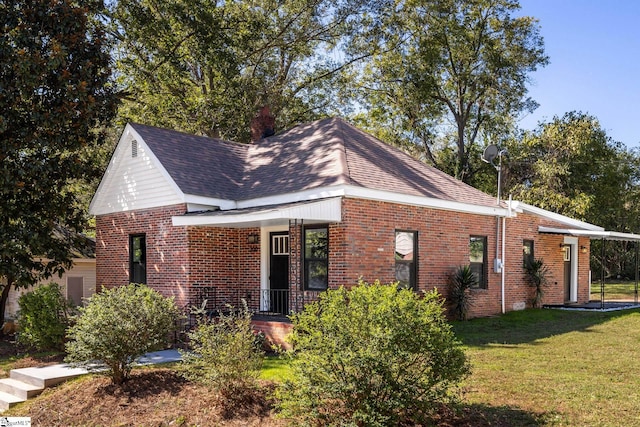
[
  {"left": 269, "top": 232, "right": 289, "bottom": 314},
  {"left": 563, "top": 245, "right": 572, "bottom": 302}
]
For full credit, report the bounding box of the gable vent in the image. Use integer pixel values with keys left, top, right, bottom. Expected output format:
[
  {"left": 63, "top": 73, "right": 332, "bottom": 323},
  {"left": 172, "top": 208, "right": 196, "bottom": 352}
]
[{"left": 131, "top": 140, "right": 138, "bottom": 158}]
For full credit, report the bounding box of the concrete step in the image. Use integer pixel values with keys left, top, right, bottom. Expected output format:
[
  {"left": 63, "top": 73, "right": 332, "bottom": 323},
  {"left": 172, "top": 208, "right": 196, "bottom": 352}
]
[
  {"left": 10, "top": 364, "right": 88, "bottom": 388},
  {"left": 0, "top": 390, "right": 25, "bottom": 411},
  {"left": 0, "top": 378, "right": 43, "bottom": 400}
]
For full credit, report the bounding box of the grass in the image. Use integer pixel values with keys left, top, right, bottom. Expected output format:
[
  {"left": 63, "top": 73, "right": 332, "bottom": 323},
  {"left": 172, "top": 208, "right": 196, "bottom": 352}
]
[
  {"left": 590, "top": 281, "right": 639, "bottom": 301},
  {"left": 260, "top": 354, "right": 294, "bottom": 382},
  {"left": 453, "top": 308, "right": 640, "bottom": 426}
]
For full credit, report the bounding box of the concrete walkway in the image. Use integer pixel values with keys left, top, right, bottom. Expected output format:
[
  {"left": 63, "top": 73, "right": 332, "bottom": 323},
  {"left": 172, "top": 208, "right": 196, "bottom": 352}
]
[{"left": 0, "top": 349, "right": 182, "bottom": 411}]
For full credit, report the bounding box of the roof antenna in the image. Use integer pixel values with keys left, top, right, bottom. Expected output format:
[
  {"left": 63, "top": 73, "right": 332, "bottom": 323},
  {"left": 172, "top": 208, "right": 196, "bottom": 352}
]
[{"left": 481, "top": 144, "right": 507, "bottom": 205}]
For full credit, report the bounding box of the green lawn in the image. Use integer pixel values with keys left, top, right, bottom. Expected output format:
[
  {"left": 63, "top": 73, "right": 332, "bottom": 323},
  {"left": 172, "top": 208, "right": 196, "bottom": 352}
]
[
  {"left": 452, "top": 309, "right": 640, "bottom": 426},
  {"left": 260, "top": 354, "right": 294, "bottom": 382},
  {"left": 261, "top": 309, "right": 640, "bottom": 426},
  {"left": 590, "top": 281, "right": 639, "bottom": 301}
]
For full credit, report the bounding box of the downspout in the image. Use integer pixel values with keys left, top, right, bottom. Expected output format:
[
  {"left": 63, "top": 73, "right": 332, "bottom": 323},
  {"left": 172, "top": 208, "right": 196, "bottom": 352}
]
[{"left": 501, "top": 195, "right": 511, "bottom": 314}]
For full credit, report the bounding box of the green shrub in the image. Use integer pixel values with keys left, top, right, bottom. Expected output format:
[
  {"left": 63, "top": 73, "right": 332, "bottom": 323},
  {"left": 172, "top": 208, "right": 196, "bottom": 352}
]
[
  {"left": 180, "top": 300, "right": 264, "bottom": 395},
  {"left": 525, "top": 258, "right": 550, "bottom": 308},
  {"left": 275, "top": 280, "right": 470, "bottom": 426},
  {"left": 65, "top": 284, "right": 181, "bottom": 385},
  {"left": 17, "top": 283, "right": 74, "bottom": 351},
  {"left": 448, "top": 265, "right": 477, "bottom": 321}
]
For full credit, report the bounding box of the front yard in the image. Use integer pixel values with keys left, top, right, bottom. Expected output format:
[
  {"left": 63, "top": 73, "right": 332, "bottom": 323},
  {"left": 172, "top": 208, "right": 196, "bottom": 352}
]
[
  {"left": 2, "top": 308, "right": 640, "bottom": 426},
  {"left": 453, "top": 308, "right": 640, "bottom": 426}
]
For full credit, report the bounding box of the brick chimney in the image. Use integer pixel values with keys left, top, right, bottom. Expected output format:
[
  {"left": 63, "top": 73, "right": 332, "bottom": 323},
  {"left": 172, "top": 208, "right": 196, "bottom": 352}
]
[{"left": 250, "top": 106, "right": 275, "bottom": 142}]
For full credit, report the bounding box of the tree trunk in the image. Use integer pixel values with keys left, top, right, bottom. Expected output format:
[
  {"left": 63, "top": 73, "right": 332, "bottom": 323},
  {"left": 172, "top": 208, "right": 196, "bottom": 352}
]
[{"left": 0, "top": 277, "right": 13, "bottom": 335}]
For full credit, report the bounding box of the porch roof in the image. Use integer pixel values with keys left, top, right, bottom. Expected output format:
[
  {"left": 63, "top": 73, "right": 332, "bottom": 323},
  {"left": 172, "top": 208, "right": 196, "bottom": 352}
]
[
  {"left": 171, "top": 197, "right": 342, "bottom": 228},
  {"left": 538, "top": 226, "right": 640, "bottom": 241}
]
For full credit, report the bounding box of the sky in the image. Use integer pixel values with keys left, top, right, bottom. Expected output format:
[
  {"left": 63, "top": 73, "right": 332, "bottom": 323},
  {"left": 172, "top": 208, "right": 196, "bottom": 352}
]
[{"left": 517, "top": 0, "right": 640, "bottom": 148}]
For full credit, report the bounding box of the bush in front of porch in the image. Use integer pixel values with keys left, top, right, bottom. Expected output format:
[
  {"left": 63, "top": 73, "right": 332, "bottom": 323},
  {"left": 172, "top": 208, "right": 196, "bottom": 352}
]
[{"left": 276, "top": 280, "right": 470, "bottom": 426}]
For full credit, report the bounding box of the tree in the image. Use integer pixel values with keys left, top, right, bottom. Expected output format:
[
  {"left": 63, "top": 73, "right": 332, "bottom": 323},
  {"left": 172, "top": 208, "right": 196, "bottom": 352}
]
[
  {"left": 504, "top": 112, "right": 635, "bottom": 226},
  {"left": 0, "top": 0, "right": 117, "bottom": 323},
  {"left": 349, "top": 0, "right": 548, "bottom": 184},
  {"left": 109, "top": 0, "right": 372, "bottom": 142}
]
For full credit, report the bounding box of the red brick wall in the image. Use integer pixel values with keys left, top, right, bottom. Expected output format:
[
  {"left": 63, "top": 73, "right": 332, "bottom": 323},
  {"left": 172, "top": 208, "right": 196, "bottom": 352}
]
[
  {"left": 96, "top": 205, "right": 262, "bottom": 310},
  {"left": 186, "top": 226, "right": 261, "bottom": 311},
  {"left": 96, "top": 197, "right": 593, "bottom": 320},
  {"left": 95, "top": 204, "right": 191, "bottom": 306},
  {"left": 252, "top": 319, "right": 293, "bottom": 350},
  {"left": 314, "top": 198, "right": 592, "bottom": 318}
]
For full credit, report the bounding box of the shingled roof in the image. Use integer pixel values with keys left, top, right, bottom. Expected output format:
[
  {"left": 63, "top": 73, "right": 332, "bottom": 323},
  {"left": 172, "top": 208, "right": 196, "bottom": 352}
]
[{"left": 133, "top": 117, "right": 499, "bottom": 208}]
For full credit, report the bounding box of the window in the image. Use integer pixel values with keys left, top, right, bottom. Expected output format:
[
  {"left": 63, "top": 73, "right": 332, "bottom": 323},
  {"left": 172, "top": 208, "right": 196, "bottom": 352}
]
[
  {"left": 304, "top": 226, "right": 328, "bottom": 290},
  {"left": 523, "top": 240, "right": 534, "bottom": 268},
  {"left": 395, "top": 230, "right": 417, "bottom": 290},
  {"left": 129, "top": 234, "right": 146, "bottom": 284},
  {"left": 67, "top": 277, "right": 84, "bottom": 306},
  {"left": 469, "top": 236, "right": 487, "bottom": 289},
  {"left": 272, "top": 234, "right": 289, "bottom": 255}
]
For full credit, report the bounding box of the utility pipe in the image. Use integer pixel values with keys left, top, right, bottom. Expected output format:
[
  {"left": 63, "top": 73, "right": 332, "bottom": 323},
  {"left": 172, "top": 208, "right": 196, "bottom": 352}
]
[{"left": 501, "top": 195, "right": 512, "bottom": 314}]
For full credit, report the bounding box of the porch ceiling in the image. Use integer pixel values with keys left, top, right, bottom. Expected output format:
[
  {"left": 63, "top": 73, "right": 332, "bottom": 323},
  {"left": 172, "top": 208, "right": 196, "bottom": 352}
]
[
  {"left": 171, "top": 197, "right": 342, "bottom": 228},
  {"left": 539, "top": 226, "right": 640, "bottom": 241}
]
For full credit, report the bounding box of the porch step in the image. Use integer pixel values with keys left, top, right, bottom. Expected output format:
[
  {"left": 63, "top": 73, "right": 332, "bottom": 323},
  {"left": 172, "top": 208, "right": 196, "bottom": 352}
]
[
  {"left": 0, "top": 390, "right": 26, "bottom": 411},
  {"left": 0, "top": 378, "right": 43, "bottom": 400},
  {"left": 10, "top": 364, "right": 88, "bottom": 388}
]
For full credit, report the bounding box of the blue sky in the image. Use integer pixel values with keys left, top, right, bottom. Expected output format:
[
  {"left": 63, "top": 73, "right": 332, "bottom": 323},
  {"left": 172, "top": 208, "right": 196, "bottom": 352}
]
[{"left": 518, "top": 0, "right": 640, "bottom": 148}]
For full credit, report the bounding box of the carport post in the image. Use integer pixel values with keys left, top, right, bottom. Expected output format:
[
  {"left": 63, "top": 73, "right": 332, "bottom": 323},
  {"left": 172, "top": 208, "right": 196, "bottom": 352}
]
[
  {"left": 635, "top": 241, "right": 639, "bottom": 305},
  {"left": 600, "top": 238, "right": 605, "bottom": 310}
]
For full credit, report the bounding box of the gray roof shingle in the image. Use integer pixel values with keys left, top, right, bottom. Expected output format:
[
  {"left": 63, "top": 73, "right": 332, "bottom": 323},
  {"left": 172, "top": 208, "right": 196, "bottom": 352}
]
[{"left": 131, "top": 117, "right": 499, "bottom": 208}]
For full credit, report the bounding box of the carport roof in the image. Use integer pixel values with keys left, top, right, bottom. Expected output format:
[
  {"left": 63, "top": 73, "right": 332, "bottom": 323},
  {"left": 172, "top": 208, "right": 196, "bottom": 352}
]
[{"left": 538, "top": 226, "right": 640, "bottom": 241}]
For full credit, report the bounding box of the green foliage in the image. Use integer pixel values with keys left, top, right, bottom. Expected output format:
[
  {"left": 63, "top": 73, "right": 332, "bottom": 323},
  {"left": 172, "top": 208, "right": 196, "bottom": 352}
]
[
  {"left": 524, "top": 258, "right": 550, "bottom": 308},
  {"left": 109, "top": 0, "right": 364, "bottom": 141},
  {"left": 65, "top": 284, "right": 181, "bottom": 385},
  {"left": 505, "top": 112, "right": 635, "bottom": 226},
  {"left": 448, "top": 265, "right": 477, "bottom": 321},
  {"left": 17, "top": 283, "right": 74, "bottom": 351},
  {"left": 350, "top": 0, "right": 548, "bottom": 183},
  {"left": 180, "top": 301, "right": 264, "bottom": 394},
  {"left": 0, "top": 0, "right": 117, "bottom": 321},
  {"left": 275, "top": 280, "right": 470, "bottom": 426}
]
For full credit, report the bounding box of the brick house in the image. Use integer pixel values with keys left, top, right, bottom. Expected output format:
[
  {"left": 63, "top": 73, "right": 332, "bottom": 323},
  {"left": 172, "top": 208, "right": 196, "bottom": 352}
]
[{"left": 90, "top": 117, "right": 613, "bottom": 342}]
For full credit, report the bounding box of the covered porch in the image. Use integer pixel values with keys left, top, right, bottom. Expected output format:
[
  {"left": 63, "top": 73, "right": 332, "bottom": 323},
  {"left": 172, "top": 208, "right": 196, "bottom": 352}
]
[
  {"left": 173, "top": 198, "right": 342, "bottom": 320},
  {"left": 539, "top": 226, "right": 640, "bottom": 310}
]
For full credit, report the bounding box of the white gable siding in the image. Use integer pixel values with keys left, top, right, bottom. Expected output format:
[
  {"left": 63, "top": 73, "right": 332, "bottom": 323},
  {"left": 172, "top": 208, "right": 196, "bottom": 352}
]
[{"left": 90, "top": 126, "right": 184, "bottom": 215}]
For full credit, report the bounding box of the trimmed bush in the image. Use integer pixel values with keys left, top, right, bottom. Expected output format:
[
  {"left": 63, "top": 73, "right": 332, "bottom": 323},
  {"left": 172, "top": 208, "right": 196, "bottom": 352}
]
[
  {"left": 65, "top": 284, "right": 181, "bottom": 384},
  {"left": 275, "top": 280, "right": 470, "bottom": 426},
  {"left": 17, "top": 283, "right": 74, "bottom": 351},
  {"left": 180, "top": 300, "right": 264, "bottom": 395}
]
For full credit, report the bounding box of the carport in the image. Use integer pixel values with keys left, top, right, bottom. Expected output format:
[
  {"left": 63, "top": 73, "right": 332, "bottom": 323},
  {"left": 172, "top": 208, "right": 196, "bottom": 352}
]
[{"left": 539, "top": 227, "right": 640, "bottom": 310}]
